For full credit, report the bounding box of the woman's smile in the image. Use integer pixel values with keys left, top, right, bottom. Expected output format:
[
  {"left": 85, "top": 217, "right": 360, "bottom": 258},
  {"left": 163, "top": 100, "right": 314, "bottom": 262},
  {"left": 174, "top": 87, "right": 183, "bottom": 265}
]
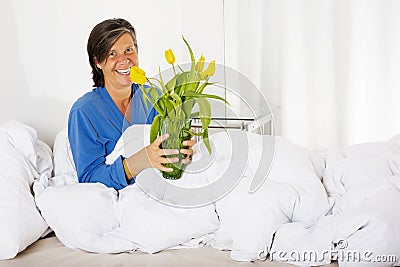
[
  {"left": 99, "top": 32, "right": 138, "bottom": 91},
  {"left": 115, "top": 68, "right": 131, "bottom": 75}
]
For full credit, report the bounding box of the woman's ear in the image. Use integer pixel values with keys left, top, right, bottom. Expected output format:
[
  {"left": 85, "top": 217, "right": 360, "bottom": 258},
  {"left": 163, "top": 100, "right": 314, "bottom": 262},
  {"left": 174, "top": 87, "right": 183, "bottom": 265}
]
[{"left": 94, "top": 57, "right": 102, "bottom": 70}]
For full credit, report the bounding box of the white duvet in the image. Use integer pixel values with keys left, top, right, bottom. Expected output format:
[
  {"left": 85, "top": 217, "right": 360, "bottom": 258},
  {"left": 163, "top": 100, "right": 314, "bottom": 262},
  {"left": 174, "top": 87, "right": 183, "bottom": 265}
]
[
  {"left": 34, "top": 125, "right": 330, "bottom": 259},
  {"left": 3, "top": 121, "right": 399, "bottom": 266},
  {"left": 271, "top": 136, "right": 400, "bottom": 266}
]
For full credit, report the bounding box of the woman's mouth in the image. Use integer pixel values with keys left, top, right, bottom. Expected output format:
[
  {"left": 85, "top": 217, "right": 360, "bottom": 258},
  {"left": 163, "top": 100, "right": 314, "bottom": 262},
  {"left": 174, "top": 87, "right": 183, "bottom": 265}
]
[{"left": 115, "top": 68, "right": 130, "bottom": 75}]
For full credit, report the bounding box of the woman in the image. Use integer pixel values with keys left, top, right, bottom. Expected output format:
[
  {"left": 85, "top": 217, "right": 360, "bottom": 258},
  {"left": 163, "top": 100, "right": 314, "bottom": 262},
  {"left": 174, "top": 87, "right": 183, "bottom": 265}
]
[{"left": 68, "top": 18, "right": 194, "bottom": 190}]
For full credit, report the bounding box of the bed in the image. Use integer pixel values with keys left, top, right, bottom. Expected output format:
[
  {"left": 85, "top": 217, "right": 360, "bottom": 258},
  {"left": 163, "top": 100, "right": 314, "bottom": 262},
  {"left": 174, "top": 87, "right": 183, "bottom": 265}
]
[
  {"left": 1, "top": 234, "right": 338, "bottom": 267},
  {"left": 1, "top": 120, "right": 399, "bottom": 267}
]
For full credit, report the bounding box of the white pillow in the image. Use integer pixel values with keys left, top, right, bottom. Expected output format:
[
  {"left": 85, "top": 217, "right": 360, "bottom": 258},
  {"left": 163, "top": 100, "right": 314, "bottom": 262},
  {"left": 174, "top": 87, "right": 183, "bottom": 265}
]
[
  {"left": 389, "top": 133, "right": 400, "bottom": 149},
  {"left": 0, "top": 121, "right": 49, "bottom": 260},
  {"left": 340, "top": 141, "right": 400, "bottom": 158},
  {"left": 50, "top": 125, "right": 150, "bottom": 186},
  {"left": 34, "top": 128, "right": 78, "bottom": 197},
  {"left": 324, "top": 157, "right": 395, "bottom": 193},
  {"left": 52, "top": 128, "right": 78, "bottom": 186},
  {"left": 323, "top": 137, "right": 400, "bottom": 214}
]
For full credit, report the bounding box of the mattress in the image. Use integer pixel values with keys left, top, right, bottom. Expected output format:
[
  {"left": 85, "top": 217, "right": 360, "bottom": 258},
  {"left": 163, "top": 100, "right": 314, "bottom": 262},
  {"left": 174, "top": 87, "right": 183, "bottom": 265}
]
[{"left": 0, "top": 236, "right": 338, "bottom": 267}]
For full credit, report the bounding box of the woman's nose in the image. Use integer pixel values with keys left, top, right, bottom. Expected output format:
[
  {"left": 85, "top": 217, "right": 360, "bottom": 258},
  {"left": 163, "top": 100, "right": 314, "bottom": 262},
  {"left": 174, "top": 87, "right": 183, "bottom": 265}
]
[{"left": 117, "top": 54, "right": 130, "bottom": 63}]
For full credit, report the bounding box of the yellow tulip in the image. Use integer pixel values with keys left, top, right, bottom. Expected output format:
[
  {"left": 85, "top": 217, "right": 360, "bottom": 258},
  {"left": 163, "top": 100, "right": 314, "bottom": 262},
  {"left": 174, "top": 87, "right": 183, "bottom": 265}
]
[
  {"left": 201, "top": 60, "right": 216, "bottom": 78},
  {"left": 129, "top": 66, "right": 146, "bottom": 85},
  {"left": 165, "top": 49, "right": 175, "bottom": 64},
  {"left": 195, "top": 55, "right": 205, "bottom": 72}
]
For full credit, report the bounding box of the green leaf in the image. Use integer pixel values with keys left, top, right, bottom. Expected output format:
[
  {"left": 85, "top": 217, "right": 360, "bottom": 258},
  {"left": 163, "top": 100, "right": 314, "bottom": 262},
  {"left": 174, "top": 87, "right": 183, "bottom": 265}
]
[
  {"left": 157, "top": 96, "right": 173, "bottom": 118},
  {"left": 196, "top": 98, "right": 212, "bottom": 129},
  {"left": 140, "top": 85, "right": 150, "bottom": 110},
  {"left": 185, "top": 71, "right": 200, "bottom": 92},
  {"left": 158, "top": 66, "right": 168, "bottom": 94},
  {"left": 147, "top": 78, "right": 164, "bottom": 93},
  {"left": 164, "top": 98, "right": 176, "bottom": 117},
  {"left": 166, "top": 75, "right": 177, "bottom": 92},
  {"left": 194, "top": 97, "right": 212, "bottom": 154},
  {"left": 150, "top": 114, "right": 161, "bottom": 143},
  {"left": 190, "top": 111, "right": 200, "bottom": 118},
  {"left": 170, "top": 92, "right": 182, "bottom": 107},
  {"left": 177, "top": 64, "right": 185, "bottom": 73},
  {"left": 155, "top": 97, "right": 165, "bottom": 114},
  {"left": 202, "top": 128, "right": 211, "bottom": 154},
  {"left": 182, "top": 91, "right": 229, "bottom": 105},
  {"left": 182, "top": 36, "right": 198, "bottom": 94},
  {"left": 141, "top": 86, "right": 165, "bottom": 115},
  {"left": 182, "top": 98, "right": 196, "bottom": 119},
  {"left": 169, "top": 93, "right": 183, "bottom": 118},
  {"left": 149, "top": 87, "right": 162, "bottom": 106},
  {"left": 184, "top": 129, "right": 203, "bottom": 136},
  {"left": 175, "top": 72, "right": 189, "bottom": 96},
  {"left": 196, "top": 82, "right": 217, "bottom": 94},
  {"left": 182, "top": 36, "right": 195, "bottom": 72}
]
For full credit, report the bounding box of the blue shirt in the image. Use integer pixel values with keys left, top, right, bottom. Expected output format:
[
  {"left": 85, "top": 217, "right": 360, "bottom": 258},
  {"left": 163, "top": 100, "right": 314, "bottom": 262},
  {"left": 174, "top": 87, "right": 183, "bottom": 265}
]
[{"left": 68, "top": 84, "right": 157, "bottom": 190}]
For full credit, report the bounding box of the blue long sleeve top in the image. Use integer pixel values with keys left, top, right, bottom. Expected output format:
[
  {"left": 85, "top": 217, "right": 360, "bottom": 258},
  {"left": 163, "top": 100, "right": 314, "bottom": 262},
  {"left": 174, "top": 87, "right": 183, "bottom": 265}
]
[{"left": 68, "top": 84, "right": 157, "bottom": 190}]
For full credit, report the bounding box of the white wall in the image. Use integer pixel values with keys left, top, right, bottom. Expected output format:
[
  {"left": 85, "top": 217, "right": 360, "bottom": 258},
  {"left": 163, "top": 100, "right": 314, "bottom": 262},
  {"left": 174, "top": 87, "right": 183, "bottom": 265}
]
[
  {"left": 3, "top": 1, "right": 399, "bottom": 150},
  {"left": 0, "top": 0, "right": 224, "bottom": 145}
]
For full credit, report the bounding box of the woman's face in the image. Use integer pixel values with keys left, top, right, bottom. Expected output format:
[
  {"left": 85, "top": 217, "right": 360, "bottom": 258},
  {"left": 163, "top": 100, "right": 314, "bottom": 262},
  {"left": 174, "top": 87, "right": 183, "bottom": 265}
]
[{"left": 98, "top": 32, "right": 138, "bottom": 91}]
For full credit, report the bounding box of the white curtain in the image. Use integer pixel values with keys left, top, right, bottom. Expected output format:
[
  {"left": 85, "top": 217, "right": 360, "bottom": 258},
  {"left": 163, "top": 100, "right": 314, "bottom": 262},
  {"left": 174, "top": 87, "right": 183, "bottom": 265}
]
[{"left": 224, "top": 0, "right": 400, "bottom": 149}]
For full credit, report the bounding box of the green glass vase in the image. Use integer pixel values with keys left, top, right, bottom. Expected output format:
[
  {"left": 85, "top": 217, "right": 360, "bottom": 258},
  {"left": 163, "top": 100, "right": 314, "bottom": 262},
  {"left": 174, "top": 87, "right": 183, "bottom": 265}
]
[{"left": 160, "top": 117, "right": 192, "bottom": 180}]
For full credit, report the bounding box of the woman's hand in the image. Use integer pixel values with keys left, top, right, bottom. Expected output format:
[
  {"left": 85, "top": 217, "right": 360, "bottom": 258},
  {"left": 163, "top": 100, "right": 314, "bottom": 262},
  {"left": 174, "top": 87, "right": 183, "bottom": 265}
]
[
  {"left": 180, "top": 138, "right": 196, "bottom": 164},
  {"left": 125, "top": 134, "right": 180, "bottom": 179}
]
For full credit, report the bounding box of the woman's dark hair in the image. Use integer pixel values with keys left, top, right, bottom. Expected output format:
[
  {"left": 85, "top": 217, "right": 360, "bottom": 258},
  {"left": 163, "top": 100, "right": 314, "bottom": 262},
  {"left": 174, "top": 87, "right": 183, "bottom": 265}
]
[{"left": 87, "top": 18, "right": 138, "bottom": 87}]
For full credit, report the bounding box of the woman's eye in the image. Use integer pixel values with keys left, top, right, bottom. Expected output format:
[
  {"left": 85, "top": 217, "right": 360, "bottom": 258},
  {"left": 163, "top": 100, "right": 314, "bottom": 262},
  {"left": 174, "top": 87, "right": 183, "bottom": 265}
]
[
  {"left": 126, "top": 47, "right": 134, "bottom": 53},
  {"left": 109, "top": 52, "right": 116, "bottom": 57}
]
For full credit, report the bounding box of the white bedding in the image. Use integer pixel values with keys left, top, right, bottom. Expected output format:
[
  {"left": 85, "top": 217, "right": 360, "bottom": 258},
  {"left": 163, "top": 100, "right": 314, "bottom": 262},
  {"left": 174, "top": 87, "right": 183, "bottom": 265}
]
[
  {"left": 34, "top": 125, "right": 218, "bottom": 254},
  {"left": 271, "top": 136, "right": 400, "bottom": 266},
  {"left": 3, "top": 121, "right": 399, "bottom": 267},
  {"left": 0, "top": 121, "right": 51, "bottom": 260},
  {"left": 212, "top": 134, "right": 331, "bottom": 262},
  {"left": 33, "top": 125, "right": 330, "bottom": 260}
]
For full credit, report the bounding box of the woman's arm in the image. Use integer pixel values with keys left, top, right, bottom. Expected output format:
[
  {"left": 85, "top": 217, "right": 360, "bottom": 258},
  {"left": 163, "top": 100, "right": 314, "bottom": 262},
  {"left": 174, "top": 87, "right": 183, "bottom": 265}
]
[
  {"left": 124, "top": 134, "right": 180, "bottom": 180},
  {"left": 68, "top": 110, "right": 130, "bottom": 190}
]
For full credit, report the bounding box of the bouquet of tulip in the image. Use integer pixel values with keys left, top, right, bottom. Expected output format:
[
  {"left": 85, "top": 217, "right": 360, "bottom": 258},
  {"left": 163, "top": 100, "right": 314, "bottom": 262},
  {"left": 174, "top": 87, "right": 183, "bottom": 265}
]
[{"left": 130, "top": 36, "right": 227, "bottom": 179}]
